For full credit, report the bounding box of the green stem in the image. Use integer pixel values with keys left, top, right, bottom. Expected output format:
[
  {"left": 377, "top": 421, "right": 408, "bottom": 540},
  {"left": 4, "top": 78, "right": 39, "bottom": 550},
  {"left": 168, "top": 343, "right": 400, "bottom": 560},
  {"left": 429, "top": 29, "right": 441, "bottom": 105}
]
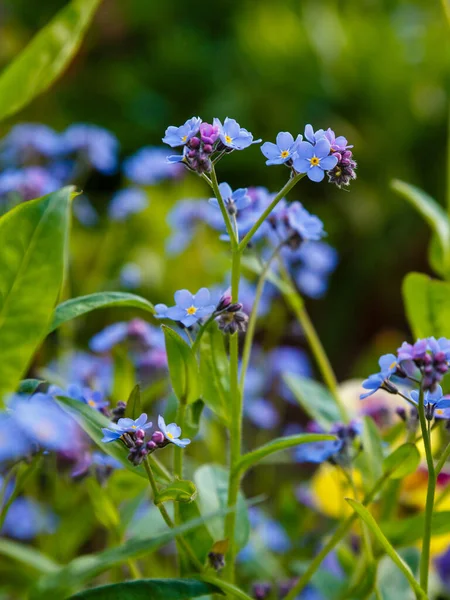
[
  {"left": 418, "top": 386, "right": 436, "bottom": 594},
  {"left": 192, "top": 313, "right": 217, "bottom": 353},
  {"left": 207, "top": 168, "right": 237, "bottom": 249},
  {"left": 436, "top": 439, "right": 450, "bottom": 475},
  {"left": 238, "top": 172, "right": 305, "bottom": 251},
  {"left": 174, "top": 403, "right": 186, "bottom": 528},
  {"left": 239, "top": 240, "right": 285, "bottom": 395}
]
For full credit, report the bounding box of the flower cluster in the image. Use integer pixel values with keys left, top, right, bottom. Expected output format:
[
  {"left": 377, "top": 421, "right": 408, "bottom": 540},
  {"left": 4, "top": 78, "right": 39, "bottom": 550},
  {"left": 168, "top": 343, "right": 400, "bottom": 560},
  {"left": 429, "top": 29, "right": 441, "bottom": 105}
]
[
  {"left": 101, "top": 414, "right": 190, "bottom": 466},
  {"left": 360, "top": 337, "right": 450, "bottom": 420},
  {"left": 262, "top": 124, "right": 356, "bottom": 186}
]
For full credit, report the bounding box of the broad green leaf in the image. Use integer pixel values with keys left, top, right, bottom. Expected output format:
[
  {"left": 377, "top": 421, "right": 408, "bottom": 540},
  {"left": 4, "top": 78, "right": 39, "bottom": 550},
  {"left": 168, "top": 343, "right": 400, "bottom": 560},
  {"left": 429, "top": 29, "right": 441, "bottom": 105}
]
[
  {"left": 199, "top": 324, "right": 230, "bottom": 424},
  {"left": 383, "top": 443, "right": 420, "bottom": 479},
  {"left": 428, "top": 232, "right": 450, "bottom": 279},
  {"left": 0, "top": 187, "right": 73, "bottom": 404},
  {"left": 68, "top": 579, "right": 223, "bottom": 600},
  {"left": 234, "top": 433, "right": 336, "bottom": 475},
  {"left": 354, "top": 417, "right": 384, "bottom": 490},
  {"left": 382, "top": 511, "right": 450, "bottom": 547},
  {"left": 377, "top": 548, "right": 420, "bottom": 600},
  {"left": 194, "top": 465, "right": 250, "bottom": 551},
  {"left": 345, "top": 499, "right": 427, "bottom": 600},
  {"left": 391, "top": 179, "right": 450, "bottom": 271},
  {"left": 183, "top": 399, "right": 205, "bottom": 439},
  {"left": 49, "top": 292, "right": 154, "bottom": 333},
  {"left": 0, "top": 539, "right": 59, "bottom": 575},
  {"left": 124, "top": 384, "right": 142, "bottom": 420},
  {"left": 403, "top": 271, "right": 450, "bottom": 338},
  {"left": 55, "top": 395, "right": 170, "bottom": 482},
  {"left": 0, "top": 0, "right": 102, "bottom": 122},
  {"left": 283, "top": 374, "right": 341, "bottom": 429},
  {"left": 155, "top": 479, "right": 198, "bottom": 505},
  {"left": 17, "top": 378, "right": 43, "bottom": 394},
  {"left": 162, "top": 325, "right": 200, "bottom": 405},
  {"left": 85, "top": 478, "right": 120, "bottom": 530}
]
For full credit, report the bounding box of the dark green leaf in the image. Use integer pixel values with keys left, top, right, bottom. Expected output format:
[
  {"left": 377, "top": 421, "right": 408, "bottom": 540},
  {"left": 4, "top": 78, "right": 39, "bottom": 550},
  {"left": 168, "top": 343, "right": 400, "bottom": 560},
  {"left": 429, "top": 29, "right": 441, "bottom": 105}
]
[
  {"left": 155, "top": 479, "right": 198, "bottom": 505},
  {"left": 17, "top": 379, "right": 43, "bottom": 394},
  {"left": 49, "top": 292, "right": 154, "bottom": 333},
  {"left": 68, "top": 578, "right": 223, "bottom": 600},
  {"left": 0, "top": 0, "right": 102, "bottom": 122},
  {"left": 162, "top": 325, "right": 200, "bottom": 405},
  {"left": 0, "top": 187, "right": 73, "bottom": 404},
  {"left": 124, "top": 384, "right": 142, "bottom": 420},
  {"left": 383, "top": 443, "right": 420, "bottom": 479},
  {"left": 199, "top": 324, "right": 230, "bottom": 424},
  {"left": 283, "top": 374, "right": 341, "bottom": 429},
  {"left": 403, "top": 272, "right": 450, "bottom": 338}
]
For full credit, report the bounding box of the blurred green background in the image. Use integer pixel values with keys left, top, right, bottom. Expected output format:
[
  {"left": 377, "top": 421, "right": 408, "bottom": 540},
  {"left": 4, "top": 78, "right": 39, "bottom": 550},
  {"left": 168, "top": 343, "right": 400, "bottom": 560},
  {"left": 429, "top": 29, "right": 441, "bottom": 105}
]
[{"left": 1, "top": 0, "right": 449, "bottom": 380}]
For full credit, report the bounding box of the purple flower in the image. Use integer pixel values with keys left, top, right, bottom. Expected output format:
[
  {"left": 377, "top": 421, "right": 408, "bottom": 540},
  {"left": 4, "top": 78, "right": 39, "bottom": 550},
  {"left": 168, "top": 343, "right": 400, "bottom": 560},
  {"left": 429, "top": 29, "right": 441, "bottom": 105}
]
[
  {"left": 101, "top": 413, "right": 152, "bottom": 443},
  {"left": 397, "top": 339, "right": 428, "bottom": 361},
  {"left": 0, "top": 167, "right": 61, "bottom": 201},
  {"left": 213, "top": 117, "right": 261, "bottom": 150},
  {"left": 62, "top": 124, "right": 119, "bottom": 174},
  {"left": 293, "top": 139, "right": 338, "bottom": 182},
  {"left": 0, "top": 123, "right": 63, "bottom": 163},
  {"left": 322, "top": 128, "right": 352, "bottom": 152},
  {"left": 123, "top": 147, "right": 184, "bottom": 184},
  {"left": 261, "top": 131, "right": 301, "bottom": 165},
  {"left": 163, "top": 288, "right": 216, "bottom": 327},
  {"left": 162, "top": 117, "right": 202, "bottom": 147},
  {"left": 158, "top": 415, "right": 190, "bottom": 448},
  {"left": 436, "top": 546, "right": 450, "bottom": 591},
  {"left": 199, "top": 123, "right": 219, "bottom": 145},
  {"left": 209, "top": 182, "right": 251, "bottom": 214},
  {"left": 108, "top": 187, "right": 148, "bottom": 221},
  {"left": 47, "top": 351, "right": 113, "bottom": 396}
]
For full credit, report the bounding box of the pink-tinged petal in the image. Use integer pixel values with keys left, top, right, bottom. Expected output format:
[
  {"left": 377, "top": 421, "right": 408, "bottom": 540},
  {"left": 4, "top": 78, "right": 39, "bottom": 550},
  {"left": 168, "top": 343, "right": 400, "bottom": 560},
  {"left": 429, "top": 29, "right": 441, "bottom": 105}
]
[
  {"left": 174, "top": 289, "right": 194, "bottom": 308},
  {"left": 194, "top": 287, "right": 211, "bottom": 306},
  {"left": 293, "top": 157, "right": 311, "bottom": 174},
  {"left": 308, "top": 166, "right": 325, "bottom": 182},
  {"left": 320, "top": 155, "right": 338, "bottom": 170},
  {"left": 314, "top": 138, "right": 331, "bottom": 158},
  {"left": 276, "top": 131, "right": 294, "bottom": 151},
  {"left": 296, "top": 141, "right": 315, "bottom": 159}
]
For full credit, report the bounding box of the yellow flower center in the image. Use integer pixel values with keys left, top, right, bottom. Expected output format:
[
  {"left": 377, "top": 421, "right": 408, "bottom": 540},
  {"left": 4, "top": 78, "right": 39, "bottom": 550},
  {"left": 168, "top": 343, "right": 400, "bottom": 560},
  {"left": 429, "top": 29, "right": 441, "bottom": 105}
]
[
  {"left": 281, "top": 150, "right": 290, "bottom": 158},
  {"left": 131, "top": 425, "right": 137, "bottom": 429},
  {"left": 310, "top": 156, "right": 320, "bottom": 167},
  {"left": 335, "top": 168, "right": 342, "bottom": 177},
  {"left": 225, "top": 135, "right": 232, "bottom": 144},
  {"left": 437, "top": 409, "right": 444, "bottom": 415},
  {"left": 167, "top": 432, "right": 174, "bottom": 439},
  {"left": 389, "top": 361, "right": 397, "bottom": 370},
  {"left": 186, "top": 305, "right": 197, "bottom": 315},
  {"left": 88, "top": 399, "right": 96, "bottom": 407},
  {"left": 181, "top": 135, "right": 187, "bottom": 142}
]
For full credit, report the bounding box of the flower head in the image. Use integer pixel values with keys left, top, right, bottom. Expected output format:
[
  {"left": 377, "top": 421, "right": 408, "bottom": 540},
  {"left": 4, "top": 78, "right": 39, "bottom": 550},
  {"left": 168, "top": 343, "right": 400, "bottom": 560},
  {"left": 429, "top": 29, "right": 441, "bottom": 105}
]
[
  {"left": 410, "top": 385, "right": 450, "bottom": 419},
  {"left": 108, "top": 187, "right": 148, "bottom": 221},
  {"left": 213, "top": 117, "right": 261, "bottom": 150},
  {"left": 123, "top": 147, "right": 184, "bottom": 184},
  {"left": 261, "top": 132, "right": 301, "bottom": 165},
  {"left": 322, "top": 128, "right": 352, "bottom": 152},
  {"left": 101, "top": 413, "right": 152, "bottom": 443},
  {"left": 162, "top": 117, "right": 202, "bottom": 148},
  {"left": 293, "top": 139, "right": 338, "bottom": 182},
  {"left": 209, "top": 182, "right": 251, "bottom": 215},
  {"left": 162, "top": 288, "right": 216, "bottom": 327},
  {"left": 158, "top": 415, "right": 190, "bottom": 448},
  {"left": 199, "top": 123, "right": 220, "bottom": 145},
  {"left": 304, "top": 124, "right": 326, "bottom": 145},
  {"left": 62, "top": 124, "right": 119, "bottom": 174}
]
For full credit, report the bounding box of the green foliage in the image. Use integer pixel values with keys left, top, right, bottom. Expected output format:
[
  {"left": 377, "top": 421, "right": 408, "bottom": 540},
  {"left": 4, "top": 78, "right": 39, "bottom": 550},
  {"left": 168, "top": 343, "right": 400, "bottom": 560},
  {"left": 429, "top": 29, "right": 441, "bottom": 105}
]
[
  {"left": 17, "top": 379, "right": 43, "bottom": 394},
  {"left": 382, "top": 511, "right": 450, "bottom": 547},
  {"left": 383, "top": 443, "right": 421, "bottom": 479},
  {"left": 162, "top": 325, "right": 201, "bottom": 405},
  {"left": 403, "top": 272, "right": 450, "bottom": 338},
  {"left": 377, "top": 548, "right": 420, "bottom": 600},
  {"left": 199, "top": 324, "right": 230, "bottom": 424},
  {"left": 283, "top": 374, "right": 341, "bottom": 429},
  {"left": 155, "top": 479, "right": 198, "bottom": 505},
  {"left": 68, "top": 579, "right": 223, "bottom": 600},
  {"left": 354, "top": 417, "right": 384, "bottom": 490},
  {"left": 124, "top": 384, "right": 142, "bottom": 420},
  {"left": 0, "top": 0, "right": 102, "bottom": 122},
  {"left": 49, "top": 292, "right": 154, "bottom": 333},
  {"left": 0, "top": 187, "right": 73, "bottom": 404}
]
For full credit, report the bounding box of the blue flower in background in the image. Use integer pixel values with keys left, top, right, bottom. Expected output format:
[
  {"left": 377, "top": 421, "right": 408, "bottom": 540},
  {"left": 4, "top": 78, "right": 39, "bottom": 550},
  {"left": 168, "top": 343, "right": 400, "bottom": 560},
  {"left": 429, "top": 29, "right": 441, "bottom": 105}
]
[
  {"left": 65, "top": 384, "right": 109, "bottom": 411},
  {"left": 90, "top": 322, "right": 129, "bottom": 353},
  {"left": 162, "top": 117, "right": 202, "bottom": 147},
  {"left": 158, "top": 415, "right": 190, "bottom": 448},
  {"left": 295, "top": 438, "right": 343, "bottom": 463},
  {"left": 261, "top": 131, "right": 301, "bottom": 165},
  {"left": 436, "top": 546, "right": 450, "bottom": 592},
  {"left": 213, "top": 117, "right": 261, "bottom": 150},
  {"left": 285, "top": 202, "right": 326, "bottom": 241},
  {"left": 101, "top": 413, "right": 152, "bottom": 442},
  {"left": 293, "top": 139, "right": 337, "bottom": 182},
  {"left": 72, "top": 195, "right": 99, "bottom": 227},
  {"left": 239, "top": 507, "right": 290, "bottom": 562},
  {"left": 165, "top": 199, "right": 222, "bottom": 255},
  {"left": 297, "top": 241, "right": 339, "bottom": 274},
  {"left": 0, "top": 413, "right": 32, "bottom": 463},
  {"left": 123, "top": 146, "right": 184, "bottom": 184},
  {"left": 120, "top": 263, "right": 142, "bottom": 289},
  {"left": 162, "top": 288, "right": 216, "bottom": 327},
  {"left": 209, "top": 182, "right": 251, "bottom": 214},
  {"left": 62, "top": 124, "right": 119, "bottom": 174},
  {"left": 244, "top": 397, "right": 280, "bottom": 429},
  {"left": 0, "top": 123, "right": 63, "bottom": 163},
  {"left": 47, "top": 351, "right": 113, "bottom": 396},
  {"left": 0, "top": 167, "right": 61, "bottom": 201},
  {"left": 295, "top": 269, "right": 329, "bottom": 299},
  {"left": 108, "top": 187, "right": 148, "bottom": 221},
  {"left": 1, "top": 497, "right": 57, "bottom": 540},
  {"left": 410, "top": 385, "right": 450, "bottom": 418}
]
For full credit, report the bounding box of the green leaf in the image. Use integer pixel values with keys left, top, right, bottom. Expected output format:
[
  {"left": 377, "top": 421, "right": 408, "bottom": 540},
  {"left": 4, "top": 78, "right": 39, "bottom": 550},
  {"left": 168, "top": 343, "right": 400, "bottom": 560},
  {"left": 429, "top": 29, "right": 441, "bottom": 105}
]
[
  {"left": 0, "top": 187, "right": 73, "bottom": 404},
  {"left": 183, "top": 399, "right": 205, "bottom": 439},
  {"left": 49, "top": 292, "right": 154, "bottom": 333},
  {"left": 0, "top": 539, "right": 59, "bottom": 575},
  {"left": 0, "top": 0, "right": 102, "bottom": 122},
  {"left": 354, "top": 417, "right": 384, "bottom": 490},
  {"left": 198, "top": 575, "right": 255, "bottom": 600},
  {"left": 377, "top": 548, "right": 420, "bottom": 600},
  {"left": 124, "top": 384, "right": 142, "bottom": 420},
  {"left": 391, "top": 179, "right": 450, "bottom": 271},
  {"left": 199, "top": 323, "right": 230, "bottom": 424},
  {"left": 345, "top": 499, "right": 427, "bottom": 600},
  {"left": 382, "top": 511, "right": 450, "bottom": 547},
  {"left": 194, "top": 465, "right": 250, "bottom": 551},
  {"left": 234, "top": 433, "right": 336, "bottom": 475},
  {"left": 155, "top": 479, "right": 198, "bottom": 505},
  {"left": 283, "top": 374, "right": 341, "bottom": 429},
  {"left": 162, "top": 325, "right": 200, "bottom": 405},
  {"left": 403, "top": 271, "right": 450, "bottom": 338},
  {"left": 383, "top": 443, "right": 420, "bottom": 480},
  {"left": 17, "top": 378, "right": 43, "bottom": 394},
  {"left": 68, "top": 579, "right": 223, "bottom": 600}
]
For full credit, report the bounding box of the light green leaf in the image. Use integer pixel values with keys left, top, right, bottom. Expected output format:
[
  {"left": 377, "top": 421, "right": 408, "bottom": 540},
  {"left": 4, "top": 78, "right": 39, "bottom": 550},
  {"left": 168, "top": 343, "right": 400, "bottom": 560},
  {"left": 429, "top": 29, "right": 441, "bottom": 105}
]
[
  {"left": 49, "top": 292, "right": 154, "bottom": 333},
  {"left": 155, "top": 479, "right": 198, "bottom": 505},
  {"left": 345, "top": 499, "right": 427, "bottom": 600},
  {"left": 0, "top": 539, "right": 59, "bottom": 575},
  {"left": 198, "top": 575, "right": 255, "bottom": 600},
  {"left": 68, "top": 579, "right": 223, "bottom": 600},
  {"left": 383, "top": 443, "right": 420, "bottom": 480},
  {"left": 0, "top": 0, "right": 102, "bottom": 122},
  {"left": 377, "top": 548, "right": 420, "bottom": 600},
  {"left": 283, "top": 374, "right": 341, "bottom": 429},
  {"left": 194, "top": 465, "right": 250, "bottom": 551},
  {"left": 392, "top": 179, "right": 450, "bottom": 271},
  {"left": 0, "top": 187, "right": 73, "bottom": 404},
  {"left": 354, "top": 417, "right": 384, "bottom": 490},
  {"left": 162, "top": 325, "right": 200, "bottom": 405},
  {"left": 199, "top": 324, "right": 230, "bottom": 424},
  {"left": 124, "top": 384, "right": 142, "bottom": 420},
  {"left": 403, "top": 271, "right": 450, "bottom": 338},
  {"left": 234, "top": 433, "right": 336, "bottom": 476}
]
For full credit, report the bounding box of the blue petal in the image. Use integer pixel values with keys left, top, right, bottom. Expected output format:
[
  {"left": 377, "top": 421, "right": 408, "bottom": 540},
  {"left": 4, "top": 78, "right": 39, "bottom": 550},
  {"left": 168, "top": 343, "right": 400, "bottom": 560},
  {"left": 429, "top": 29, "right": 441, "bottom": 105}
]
[
  {"left": 261, "top": 142, "right": 280, "bottom": 160},
  {"left": 166, "top": 306, "right": 187, "bottom": 320},
  {"left": 320, "top": 155, "right": 338, "bottom": 170},
  {"left": 174, "top": 289, "right": 194, "bottom": 308},
  {"left": 293, "top": 157, "right": 311, "bottom": 173},
  {"left": 181, "top": 315, "right": 199, "bottom": 327},
  {"left": 314, "top": 138, "right": 331, "bottom": 159},
  {"left": 276, "top": 131, "right": 294, "bottom": 150},
  {"left": 296, "top": 141, "right": 314, "bottom": 160},
  {"left": 304, "top": 124, "right": 315, "bottom": 144},
  {"left": 307, "top": 166, "right": 325, "bottom": 182},
  {"left": 218, "top": 182, "right": 232, "bottom": 200},
  {"left": 194, "top": 287, "right": 211, "bottom": 306}
]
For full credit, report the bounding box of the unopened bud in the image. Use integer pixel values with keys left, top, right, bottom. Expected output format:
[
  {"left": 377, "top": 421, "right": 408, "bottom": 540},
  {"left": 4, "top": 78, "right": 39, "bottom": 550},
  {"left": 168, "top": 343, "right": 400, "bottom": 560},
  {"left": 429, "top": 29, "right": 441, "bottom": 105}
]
[{"left": 152, "top": 430, "right": 165, "bottom": 445}]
